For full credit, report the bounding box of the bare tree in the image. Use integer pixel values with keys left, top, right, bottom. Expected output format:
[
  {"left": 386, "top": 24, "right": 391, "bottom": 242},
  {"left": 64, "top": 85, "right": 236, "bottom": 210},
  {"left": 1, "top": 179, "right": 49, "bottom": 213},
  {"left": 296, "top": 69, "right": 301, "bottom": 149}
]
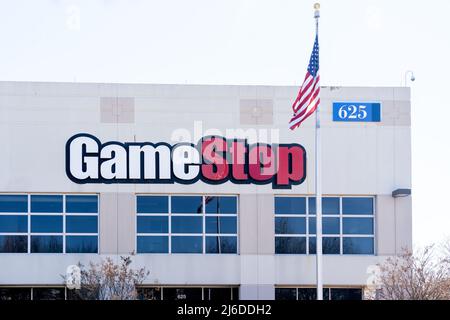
[
  {"left": 65, "top": 256, "right": 149, "bottom": 300},
  {"left": 375, "top": 246, "right": 450, "bottom": 300}
]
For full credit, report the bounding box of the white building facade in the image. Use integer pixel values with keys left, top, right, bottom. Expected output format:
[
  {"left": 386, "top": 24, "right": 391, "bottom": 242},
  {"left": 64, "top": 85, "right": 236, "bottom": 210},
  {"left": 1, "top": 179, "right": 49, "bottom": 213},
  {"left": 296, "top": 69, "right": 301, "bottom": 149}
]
[{"left": 0, "top": 82, "right": 412, "bottom": 300}]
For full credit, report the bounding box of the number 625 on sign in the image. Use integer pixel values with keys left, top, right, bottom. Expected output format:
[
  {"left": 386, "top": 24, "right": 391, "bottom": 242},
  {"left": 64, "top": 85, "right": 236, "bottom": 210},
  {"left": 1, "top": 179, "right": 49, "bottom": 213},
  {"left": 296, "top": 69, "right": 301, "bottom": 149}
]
[{"left": 333, "top": 102, "right": 381, "bottom": 122}]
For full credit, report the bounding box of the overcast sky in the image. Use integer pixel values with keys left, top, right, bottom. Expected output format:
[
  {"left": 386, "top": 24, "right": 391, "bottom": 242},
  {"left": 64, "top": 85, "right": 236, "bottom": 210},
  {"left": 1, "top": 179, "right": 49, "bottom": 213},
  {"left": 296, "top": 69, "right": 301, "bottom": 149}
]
[{"left": 0, "top": 0, "right": 448, "bottom": 248}]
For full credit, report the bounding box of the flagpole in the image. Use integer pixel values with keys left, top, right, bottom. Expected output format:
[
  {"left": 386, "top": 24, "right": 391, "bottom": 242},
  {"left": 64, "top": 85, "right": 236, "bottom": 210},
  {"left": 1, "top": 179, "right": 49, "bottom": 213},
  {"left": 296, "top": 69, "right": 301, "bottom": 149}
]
[{"left": 313, "top": 2, "right": 323, "bottom": 301}]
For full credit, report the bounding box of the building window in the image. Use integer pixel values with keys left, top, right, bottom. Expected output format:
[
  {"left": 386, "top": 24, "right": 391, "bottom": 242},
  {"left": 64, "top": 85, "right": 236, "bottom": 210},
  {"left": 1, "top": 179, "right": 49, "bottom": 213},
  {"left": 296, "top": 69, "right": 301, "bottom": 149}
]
[
  {"left": 274, "top": 196, "right": 375, "bottom": 255},
  {"left": 0, "top": 194, "right": 99, "bottom": 254},
  {"left": 137, "top": 287, "right": 239, "bottom": 301},
  {"left": 32, "top": 287, "right": 66, "bottom": 300},
  {"left": 0, "top": 287, "right": 66, "bottom": 300},
  {"left": 0, "top": 195, "right": 28, "bottom": 253},
  {"left": 0, "top": 288, "right": 32, "bottom": 300},
  {"left": 0, "top": 286, "right": 238, "bottom": 300},
  {"left": 136, "top": 195, "right": 238, "bottom": 254},
  {"left": 275, "top": 287, "right": 363, "bottom": 300}
]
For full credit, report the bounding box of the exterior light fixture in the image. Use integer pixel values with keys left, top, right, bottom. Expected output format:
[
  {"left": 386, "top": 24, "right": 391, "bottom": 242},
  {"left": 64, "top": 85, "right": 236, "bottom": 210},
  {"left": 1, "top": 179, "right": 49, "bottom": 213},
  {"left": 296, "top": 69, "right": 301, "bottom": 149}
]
[{"left": 392, "top": 189, "right": 411, "bottom": 198}]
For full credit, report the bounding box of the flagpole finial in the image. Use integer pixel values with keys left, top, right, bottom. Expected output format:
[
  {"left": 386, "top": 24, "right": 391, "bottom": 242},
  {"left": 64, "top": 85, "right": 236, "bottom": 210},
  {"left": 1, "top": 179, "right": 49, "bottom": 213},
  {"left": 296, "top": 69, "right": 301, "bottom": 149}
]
[{"left": 314, "top": 3, "right": 320, "bottom": 19}]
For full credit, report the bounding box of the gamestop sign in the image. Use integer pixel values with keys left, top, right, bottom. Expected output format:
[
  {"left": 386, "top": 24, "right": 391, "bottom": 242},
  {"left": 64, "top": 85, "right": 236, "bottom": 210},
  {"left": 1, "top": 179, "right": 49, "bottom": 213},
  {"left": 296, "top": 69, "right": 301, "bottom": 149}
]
[{"left": 66, "top": 134, "right": 306, "bottom": 189}]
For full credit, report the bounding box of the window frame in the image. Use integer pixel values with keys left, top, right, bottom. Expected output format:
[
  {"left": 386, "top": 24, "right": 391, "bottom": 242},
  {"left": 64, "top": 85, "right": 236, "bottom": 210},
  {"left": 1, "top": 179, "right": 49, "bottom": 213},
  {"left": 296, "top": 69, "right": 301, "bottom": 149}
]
[
  {"left": 275, "top": 286, "right": 364, "bottom": 300},
  {"left": 136, "top": 194, "right": 239, "bottom": 255},
  {"left": 136, "top": 286, "right": 239, "bottom": 301},
  {"left": 274, "top": 195, "right": 376, "bottom": 255},
  {"left": 0, "top": 193, "right": 99, "bottom": 254}
]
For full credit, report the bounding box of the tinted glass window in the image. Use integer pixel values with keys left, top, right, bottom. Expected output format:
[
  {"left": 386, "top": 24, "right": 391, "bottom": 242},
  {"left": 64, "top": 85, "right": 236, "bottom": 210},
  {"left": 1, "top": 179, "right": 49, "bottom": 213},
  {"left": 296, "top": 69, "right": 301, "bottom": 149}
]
[
  {"left": 32, "top": 288, "right": 65, "bottom": 300},
  {"left": 66, "top": 236, "right": 98, "bottom": 253},
  {"left": 342, "top": 198, "right": 373, "bottom": 215},
  {"left": 206, "top": 288, "right": 233, "bottom": 301},
  {"left": 275, "top": 217, "right": 306, "bottom": 234},
  {"left": 31, "top": 236, "right": 63, "bottom": 253},
  {"left": 205, "top": 217, "right": 237, "bottom": 234},
  {"left": 136, "top": 195, "right": 239, "bottom": 255},
  {"left": 205, "top": 196, "right": 237, "bottom": 214},
  {"left": 309, "top": 237, "right": 340, "bottom": 255},
  {"left": 309, "top": 237, "right": 316, "bottom": 254},
  {"left": 275, "top": 197, "right": 306, "bottom": 214},
  {"left": 309, "top": 217, "right": 340, "bottom": 235},
  {"left": 137, "top": 216, "right": 168, "bottom": 234},
  {"left": 66, "top": 195, "right": 98, "bottom": 213},
  {"left": 330, "top": 288, "right": 362, "bottom": 300},
  {"left": 297, "top": 288, "right": 317, "bottom": 300},
  {"left": 322, "top": 237, "right": 340, "bottom": 254},
  {"left": 163, "top": 288, "right": 203, "bottom": 300},
  {"left": 30, "top": 195, "right": 63, "bottom": 213},
  {"left": 323, "top": 218, "right": 340, "bottom": 235},
  {"left": 66, "top": 216, "right": 98, "bottom": 233},
  {"left": 171, "top": 236, "right": 202, "bottom": 253},
  {"left": 343, "top": 218, "right": 373, "bottom": 235},
  {"left": 309, "top": 217, "right": 315, "bottom": 234},
  {"left": 276, "top": 196, "right": 375, "bottom": 256},
  {"left": 232, "top": 288, "right": 239, "bottom": 300},
  {"left": 171, "top": 216, "right": 202, "bottom": 234},
  {"left": 137, "top": 287, "right": 162, "bottom": 300},
  {"left": 275, "top": 288, "right": 296, "bottom": 300},
  {"left": 0, "top": 195, "right": 28, "bottom": 213},
  {"left": 31, "top": 216, "right": 63, "bottom": 233},
  {"left": 137, "top": 196, "right": 168, "bottom": 213},
  {"left": 206, "top": 236, "right": 237, "bottom": 254},
  {"left": 309, "top": 197, "right": 340, "bottom": 215},
  {"left": 66, "top": 289, "right": 82, "bottom": 301},
  {"left": 0, "top": 215, "right": 27, "bottom": 233},
  {"left": 171, "top": 196, "right": 203, "bottom": 213},
  {"left": 295, "top": 288, "right": 330, "bottom": 300},
  {"left": 324, "top": 288, "right": 331, "bottom": 300},
  {"left": 275, "top": 237, "right": 306, "bottom": 254},
  {"left": 0, "top": 235, "right": 27, "bottom": 253},
  {"left": 343, "top": 237, "right": 374, "bottom": 254},
  {"left": 137, "top": 236, "right": 168, "bottom": 253},
  {"left": 0, "top": 288, "right": 31, "bottom": 300}
]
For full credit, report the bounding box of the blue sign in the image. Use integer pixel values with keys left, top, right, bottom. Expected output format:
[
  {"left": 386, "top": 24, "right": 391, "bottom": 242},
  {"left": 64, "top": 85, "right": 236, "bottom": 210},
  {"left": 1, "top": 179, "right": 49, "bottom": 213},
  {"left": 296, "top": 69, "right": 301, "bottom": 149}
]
[{"left": 333, "top": 102, "right": 381, "bottom": 122}]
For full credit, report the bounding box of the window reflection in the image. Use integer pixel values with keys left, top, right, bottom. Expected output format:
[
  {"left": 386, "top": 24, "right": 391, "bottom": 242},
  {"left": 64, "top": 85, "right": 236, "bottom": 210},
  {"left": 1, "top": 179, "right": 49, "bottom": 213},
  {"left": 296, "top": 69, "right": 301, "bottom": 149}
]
[
  {"left": 0, "top": 236, "right": 27, "bottom": 253},
  {"left": 171, "top": 236, "right": 202, "bottom": 253},
  {"left": 32, "top": 288, "right": 65, "bottom": 300},
  {"left": 275, "top": 217, "right": 306, "bottom": 235},
  {"left": 31, "top": 236, "right": 63, "bottom": 253},
  {"left": 0, "top": 216, "right": 27, "bottom": 233},
  {"left": 31, "top": 195, "right": 63, "bottom": 213},
  {"left": 0, "top": 288, "right": 31, "bottom": 300},
  {"left": 171, "top": 196, "right": 203, "bottom": 213},
  {"left": 275, "top": 197, "right": 306, "bottom": 214},
  {"left": 275, "top": 237, "right": 306, "bottom": 254},
  {"left": 275, "top": 288, "right": 297, "bottom": 300},
  {"left": 206, "top": 236, "right": 237, "bottom": 254},
  {"left": 137, "top": 196, "right": 168, "bottom": 214},
  {"left": 137, "top": 195, "right": 238, "bottom": 254},
  {"left": 0, "top": 195, "right": 28, "bottom": 213},
  {"left": 275, "top": 196, "right": 375, "bottom": 255},
  {"left": 205, "top": 196, "right": 237, "bottom": 214},
  {"left": 137, "top": 287, "right": 162, "bottom": 300},
  {"left": 275, "top": 288, "right": 363, "bottom": 301},
  {"left": 342, "top": 198, "right": 373, "bottom": 215},
  {"left": 343, "top": 237, "right": 374, "bottom": 255},
  {"left": 205, "top": 217, "right": 237, "bottom": 234},
  {"left": 137, "top": 236, "right": 168, "bottom": 253},
  {"left": 66, "top": 236, "right": 98, "bottom": 253}
]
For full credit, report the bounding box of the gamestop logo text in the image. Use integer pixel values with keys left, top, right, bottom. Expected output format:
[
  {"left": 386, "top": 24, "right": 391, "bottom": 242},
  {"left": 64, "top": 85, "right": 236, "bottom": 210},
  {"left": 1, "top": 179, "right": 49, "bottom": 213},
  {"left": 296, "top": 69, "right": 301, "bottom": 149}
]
[{"left": 66, "top": 134, "right": 306, "bottom": 189}]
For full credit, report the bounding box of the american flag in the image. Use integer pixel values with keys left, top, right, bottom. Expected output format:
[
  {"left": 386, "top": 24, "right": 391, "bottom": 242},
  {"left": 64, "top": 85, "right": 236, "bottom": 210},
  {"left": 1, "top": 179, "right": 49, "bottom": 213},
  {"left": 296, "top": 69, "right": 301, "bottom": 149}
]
[{"left": 289, "top": 35, "right": 320, "bottom": 130}]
